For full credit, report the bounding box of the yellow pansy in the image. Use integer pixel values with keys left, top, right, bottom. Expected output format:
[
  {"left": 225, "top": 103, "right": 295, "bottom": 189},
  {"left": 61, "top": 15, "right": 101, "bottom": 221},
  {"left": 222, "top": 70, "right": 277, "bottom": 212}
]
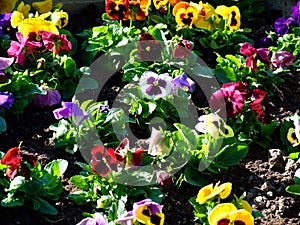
[
  {"left": 51, "top": 11, "right": 69, "bottom": 28},
  {"left": 287, "top": 128, "right": 300, "bottom": 147},
  {"left": 196, "top": 181, "right": 232, "bottom": 204},
  {"left": 11, "top": 11, "right": 24, "bottom": 28},
  {"left": 0, "top": 0, "right": 18, "bottom": 13},
  {"left": 32, "top": 0, "right": 53, "bottom": 14},
  {"left": 168, "top": 0, "right": 181, "bottom": 7},
  {"left": 153, "top": 0, "right": 168, "bottom": 10},
  {"left": 194, "top": 19, "right": 212, "bottom": 30},
  {"left": 208, "top": 203, "right": 254, "bottom": 225},
  {"left": 198, "top": 1, "right": 214, "bottom": 20},
  {"left": 173, "top": 2, "right": 199, "bottom": 28},
  {"left": 215, "top": 5, "right": 241, "bottom": 31},
  {"left": 16, "top": 1, "right": 31, "bottom": 18},
  {"left": 18, "top": 18, "right": 58, "bottom": 36}
]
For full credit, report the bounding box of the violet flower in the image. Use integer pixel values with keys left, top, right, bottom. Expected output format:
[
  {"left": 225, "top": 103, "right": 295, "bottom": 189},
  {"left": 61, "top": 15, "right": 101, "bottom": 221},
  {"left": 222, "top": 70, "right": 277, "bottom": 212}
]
[
  {"left": 0, "top": 56, "right": 14, "bottom": 70},
  {"left": 259, "top": 35, "right": 276, "bottom": 48},
  {"left": 173, "top": 73, "right": 195, "bottom": 93},
  {"left": 139, "top": 71, "right": 172, "bottom": 99},
  {"left": 115, "top": 211, "right": 135, "bottom": 225},
  {"left": 0, "top": 92, "right": 14, "bottom": 109},
  {"left": 274, "top": 17, "right": 295, "bottom": 35},
  {"left": 53, "top": 101, "right": 89, "bottom": 126},
  {"left": 271, "top": 51, "right": 295, "bottom": 68},
  {"left": 99, "top": 104, "right": 109, "bottom": 113},
  {"left": 33, "top": 89, "right": 61, "bottom": 107},
  {"left": 0, "top": 13, "right": 12, "bottom": 35},
  {"left": 76, "top": 213, "right": 107, "bottom": 225},
  {"left": 291, "top": 1, "right": 300, "bottom": 24}
]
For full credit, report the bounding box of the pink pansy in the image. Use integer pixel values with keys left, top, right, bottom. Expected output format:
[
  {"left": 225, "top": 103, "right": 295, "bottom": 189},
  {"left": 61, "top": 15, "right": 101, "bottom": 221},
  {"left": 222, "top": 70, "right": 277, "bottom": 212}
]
[{"left": 249, "top": 89, "right": 268, "bottom": 124}]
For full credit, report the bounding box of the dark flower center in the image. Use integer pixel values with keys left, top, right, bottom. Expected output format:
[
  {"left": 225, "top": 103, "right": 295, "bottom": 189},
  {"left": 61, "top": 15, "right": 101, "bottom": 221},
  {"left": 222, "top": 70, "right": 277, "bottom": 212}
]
[
  {"left": 234, "top": 220, "right": 246, "bottom": 225},
  {"left": 217, "top": 218, "right": 230, "bottom": 225},
  {"left": 150, "top": 214, "right": 162, "bottom": 225}
]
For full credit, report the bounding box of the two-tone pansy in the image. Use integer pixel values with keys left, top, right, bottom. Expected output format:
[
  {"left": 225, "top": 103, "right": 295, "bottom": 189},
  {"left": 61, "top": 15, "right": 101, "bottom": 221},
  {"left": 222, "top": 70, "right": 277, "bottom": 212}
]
[
  {"left": 208, "top": 203, "right": 254, "bottom": 225},
  {"left": 196, "top": 181, "right": 232, "bottom": 204},
  {"left": 105, "top": 0, "right": 130, "bottom": 20},
  {"left": 194, "top": 1, "right": 217, "bottom": 30},
  {"left": 195, "top": 113, "right": 234, "bottom": 138},
  {"left": 287, "top": 114, "right": 300, "bottom": 147},
  {"left": 173, "top": 2, "right": 199, "bottom": 28},
  {"left": 215, "top": 5, "right": 241, "bottom": 31},
  {"left": 129, "top": 0, "right": 151, "bottom": 21}
]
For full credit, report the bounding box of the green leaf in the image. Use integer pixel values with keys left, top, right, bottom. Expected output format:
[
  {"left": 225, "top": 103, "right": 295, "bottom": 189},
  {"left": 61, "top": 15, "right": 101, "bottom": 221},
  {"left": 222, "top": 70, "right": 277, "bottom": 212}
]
[
  {"left": 1, "top": 196, "right": 25, "bottom": 207},
  {"left": 149, "top": 15, "right": 167, "bottom": 24},
  {"left": 184, "top": 166, "right": 208, "bottom": 187},
  {"left": 76, "top": 77, "right": 98, "bottom": 94},
  {"left": 145, "top": 187, "right": 164, "bottom": 204},
  {"left": 63, "top": 57, "right": 77, "bottom": 77},
  {"left": 215, "top": 142, "right": 248, "bottom": 166},
  {"left": 34, "top": 197, "right": 58, "bottom": 215},
  {"left": 286, "top": 184, "right": 300, "bottom": 195},
  {"left": 8, "top": 176, "right": 25, "bottom": 191},
  {"left": 44, "top": 159, "right": 68, "bottom": 177},
  {"left": 22, "top": 179, "right": 43, "bottom": 194},
  {"left": 70, "top": 175, "right": 90, "bottom": 190}
]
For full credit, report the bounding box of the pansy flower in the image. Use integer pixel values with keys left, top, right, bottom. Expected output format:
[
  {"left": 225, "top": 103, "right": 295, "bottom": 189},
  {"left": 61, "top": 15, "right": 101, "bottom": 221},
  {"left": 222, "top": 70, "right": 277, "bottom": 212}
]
[
  {"left": 196, "top": 181, "right": 232, "bottom": 204},
  {"left": 138, "top": 33, "right": 162, "bottom": 61},
  {"left": 291, "top": 1, "right": 300, "bottom": 24},
  {"left": 249, "top": 89, "right": 268, "bottom": 124},
  {"left": 259, "top": 35, "right": 276, "bottom": 48},
  {"left": 53, "top": 101, "right": 89, "bottom": 126},
  {"left": 129, "top": 0, "right": 151, "bottom": 21},
  {"left": 153, "top": 0, "right": 168, "bottom": 10},
  {"left": 32, "top": 0, "right": 53, "bottom": 14},
  {"left": 51, "top": 11, "right": 69, "bottom": 28},
  {"left": 194, "top": 1, "right": 217, "bottom": 29},
  {"left": 0, "top": 91, "right": 14, "bottom": 109},
  {"left": 105, "top": 0, "right": 130, "bottom": 20},
  {"left": 287, "top": 114, "right": 300, "bottom": 147},
  {"left": 274, "top": 17, "right": 297, "bottom": 35},
  {"left": 132, "top": 199, "right": 164, "bottom": 225},
  {"left": 172, "top": 39, "right": 193, "bottom": 58},
  {"left": 1, "top": 147, "right": 38, "bottom": 180},
  {"left": 91, "top": 145, "right": 118, "bottom": 177},
  {"left": 172, "top": 73, "right": 195, "bottom": 92},
  {"left": 210, "top": 81, "right": 249, "bottom": 118},
  {"left": 139, "top": 71, "right": 173, "bottom": 99},
  {"left": 173, "top": 2, "right": 199, "bottom": 28},
  {"left": 0, "top": 13, "right": 12, "bottom": 35},
  {"left": 195, "top": 113, "right": 234, "bottom": 138},
  {"left": 33, "top": 88, "right": 61, "bottom": 107},
  {"left": 76, "top": 212, "right": 107, "bottom": 225},
  {"left": 116, "top": 211, "right": 136, "bottom": 225},
  {"left": 208, "top": 203, "right": 254, "bottom": 225},
  {"left": 0, "top": 56, "right": 14, "bottom": 70},
  {"left": 215, "top": 5, "right": 241, "bottom": 31},
  {"left": 240, "top": 42, "right": 270, "bottom": 72},
  {"left": 16, "top": 1, "right": 31, "bottom": 18},
  {"left": 40, "top": 31, "right": 72, "bottom": 54},
  {"left": 18, "top": 17, "right": 59, "bottom": 37},
  {"left": 271, "top": 50, "right": 295, "bottom": 68}
]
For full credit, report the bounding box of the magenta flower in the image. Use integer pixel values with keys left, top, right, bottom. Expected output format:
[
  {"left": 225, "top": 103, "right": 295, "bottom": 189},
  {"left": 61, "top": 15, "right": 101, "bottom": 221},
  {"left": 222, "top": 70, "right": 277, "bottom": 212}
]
[
  {"left": 40, "top": 31, "right": 72, "bottom": 54},
  {"left": 210, "top": 82, "right": 249, "bottom": 118},
  {"left": 33, "top": 89, "right": 61, "bottom": 107},
  {"left": 139, "top": 71, "right": 172, "bottom": 99},
  {"left": 249, "top": 89, "right": 268, "bottom": 124},
  {"left": 173, "top": 39, "right": 194, "bottom": 58},
  {"left": 7, "top": 32, "right": 42, "bottom": 66},
  {"left": 53, "top": 101, "right": 89, "bottom": 126},
  {"left": 172, "top": 73, "right": 195, "bottom": 93},
  {"left": 0, "top": 91, "right": 14, "bottom": 109},
  {"left": 240, "top": 42, "right": 270, "bottom": 72},
  {"left": 76, "top": 213, "right": 107, "bottom": 225},
  {"left": 271, "top": 51, "right": 295, "bottom": 68}
]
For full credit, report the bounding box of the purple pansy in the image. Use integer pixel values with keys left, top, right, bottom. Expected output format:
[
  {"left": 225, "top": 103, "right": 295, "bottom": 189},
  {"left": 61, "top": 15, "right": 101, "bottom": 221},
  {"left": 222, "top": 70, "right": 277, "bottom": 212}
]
[
  {"left": 76, "top": 213, "right": 107, "bottom": 225},
  {"left": 271, "top": 51, "right": 295, "bottom": 68},
  {"left": 0, "top": 13, "right": 12, "bottom": 35},
  {"left": 99, "top": 104, "right": 109, "bottom": 113},
  {"left": 0, "top": 92, "right": 14, "bottom": 109},
  {"left": 132, "top": 199, "right": 164, "bottom": 224},
  {"left": 172, "top": 73, "right": 195, "bottom": 93},
  {"left": 139, "top": 71, "right": 172, "bottom": 99},
  {"left": 53, "top": 101, "right": 89, "bottom": 126},
  {"left": 291, "top": 1, "right": 300, "bottom": 24},
  {"left": 274, "top": 17, "right": 296, "bottom": 35},
  {"left": 0, "top": 56, "right": 14, "bottom": 70},
  {"left": 33, "top": 89, "right": 61, "bottom": 107},
  {"left": 259, "top": 35, "right": 276, "bottom": 48},
  {"left": 115, "top": 211, "right": 135, "bottom": 225}
]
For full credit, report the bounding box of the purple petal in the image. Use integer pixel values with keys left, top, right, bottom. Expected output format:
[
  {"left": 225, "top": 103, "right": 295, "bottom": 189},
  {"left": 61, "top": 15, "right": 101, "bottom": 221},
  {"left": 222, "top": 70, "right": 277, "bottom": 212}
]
[
  {"left": 0, "top": 57, "right": 14, "bottom": 70},
  {"left": 0, "top": 92, "right": 14, "bottom": 109}
]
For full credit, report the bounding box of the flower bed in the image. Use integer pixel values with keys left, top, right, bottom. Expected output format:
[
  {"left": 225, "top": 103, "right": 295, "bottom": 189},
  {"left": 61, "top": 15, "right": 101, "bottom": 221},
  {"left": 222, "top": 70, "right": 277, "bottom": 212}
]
[{"left": 0, "top": 0, "right": 300, "bottom": 225}]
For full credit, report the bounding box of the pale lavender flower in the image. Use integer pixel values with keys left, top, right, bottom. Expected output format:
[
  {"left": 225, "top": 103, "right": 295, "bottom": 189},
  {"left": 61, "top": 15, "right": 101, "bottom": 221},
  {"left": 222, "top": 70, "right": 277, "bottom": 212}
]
[
  {"left": 271, "top": 51, "right": 295, "bottom": 68},
  {"left": 53, "top": 101, "right": 89, "bottom": 126},
  {"left": 0, "top": 57, "right": 14, "bottom": 70},
  {"left": 139, "top": 71, "right": 172, "bottom": 99},
  {"left": 115, "top": 211, "right": 135, "bottom": 225},
  {"left": 76, "top": 213, "right": 107, "bottom": 225}
]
